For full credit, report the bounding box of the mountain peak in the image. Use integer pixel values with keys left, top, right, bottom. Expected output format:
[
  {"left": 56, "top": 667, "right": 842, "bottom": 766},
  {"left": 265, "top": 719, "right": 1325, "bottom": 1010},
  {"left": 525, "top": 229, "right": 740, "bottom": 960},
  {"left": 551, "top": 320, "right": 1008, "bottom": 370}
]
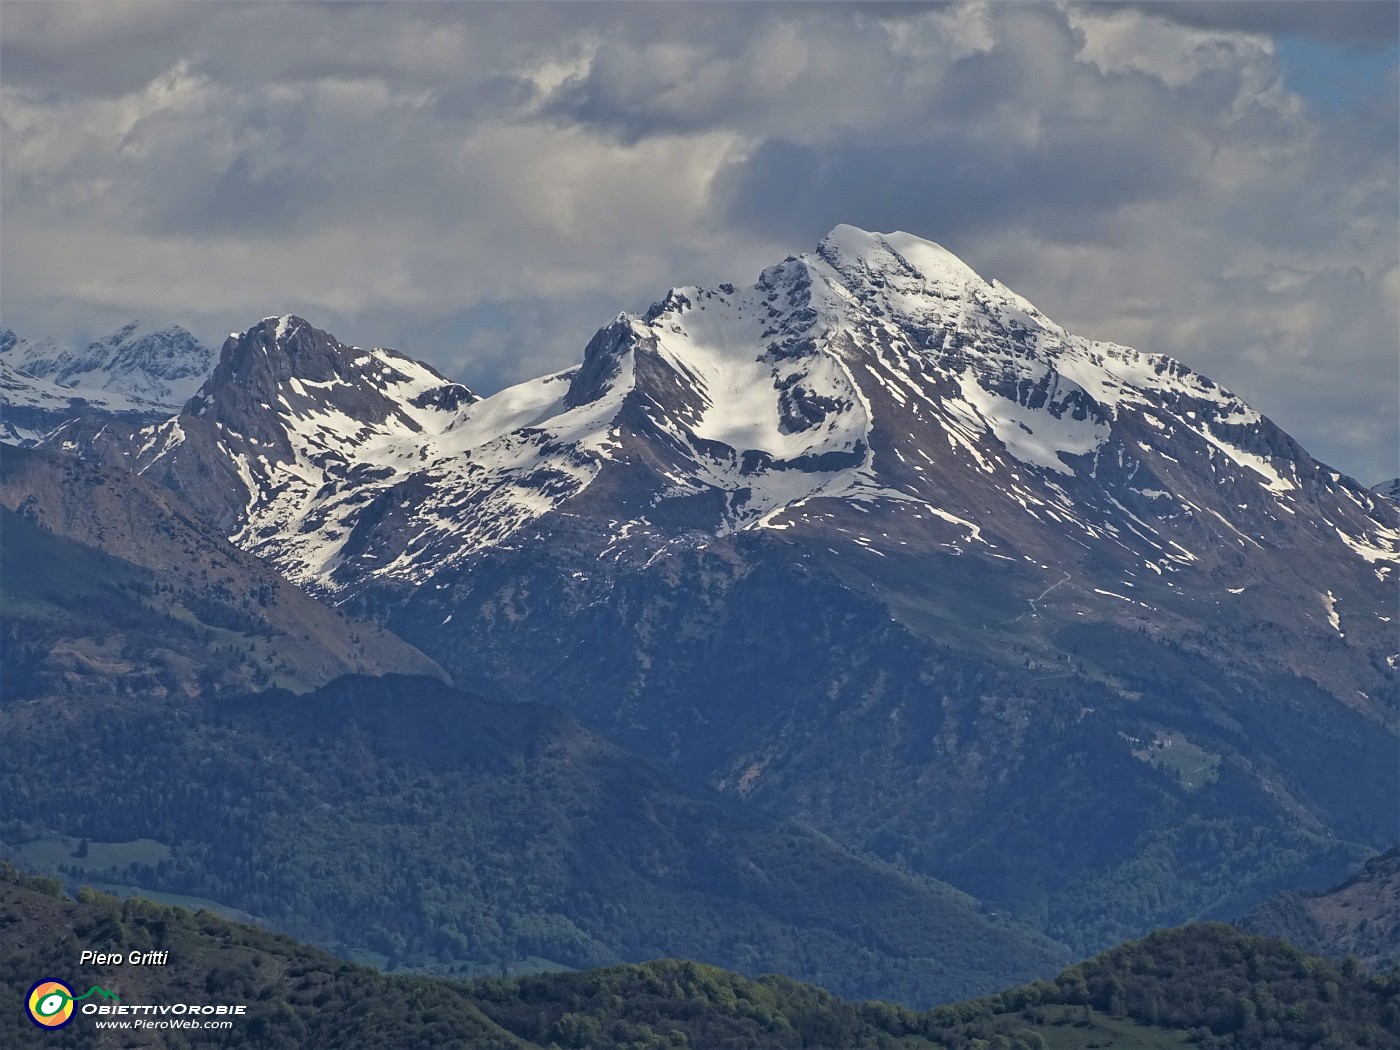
[
  {"left": 96, "top": 315, "right": 480, "bottom": 544},
  {"left": 816, "top": 224, "right": 984, "bottom": 289},
  {"left": 250, "top": 314, "right": 317, "bottom": 348},
  {"left": 205, "top": 316, "right": 453, "bottom": 395}
]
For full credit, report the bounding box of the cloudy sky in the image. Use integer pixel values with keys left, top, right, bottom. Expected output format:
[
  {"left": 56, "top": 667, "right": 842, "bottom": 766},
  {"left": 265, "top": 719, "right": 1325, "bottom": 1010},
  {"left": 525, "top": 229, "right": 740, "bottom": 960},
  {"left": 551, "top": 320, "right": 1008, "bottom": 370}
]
[{"left": 2, "top": 1, "right": 1396, "bottom": 482}]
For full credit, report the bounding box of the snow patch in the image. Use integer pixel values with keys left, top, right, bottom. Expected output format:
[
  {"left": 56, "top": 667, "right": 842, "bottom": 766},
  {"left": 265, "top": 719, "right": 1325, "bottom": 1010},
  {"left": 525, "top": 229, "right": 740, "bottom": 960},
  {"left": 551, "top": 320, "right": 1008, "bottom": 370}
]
[
  {"left": 1322, "top": 591, "right": 1342, "bottom": 636},
  {"left": 955, "top": 369, "right": 1109, "bottom": 475}
]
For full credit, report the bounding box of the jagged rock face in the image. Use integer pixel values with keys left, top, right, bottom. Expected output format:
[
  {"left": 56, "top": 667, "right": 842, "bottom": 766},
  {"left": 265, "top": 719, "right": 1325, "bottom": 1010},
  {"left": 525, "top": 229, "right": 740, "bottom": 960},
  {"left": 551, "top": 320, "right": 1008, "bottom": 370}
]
[
  {"left": 187, "top": 316, "right": 462, "bottom": 450},
  {"left": 45, "top": 229, "right": 1399, "bottom": 953}
]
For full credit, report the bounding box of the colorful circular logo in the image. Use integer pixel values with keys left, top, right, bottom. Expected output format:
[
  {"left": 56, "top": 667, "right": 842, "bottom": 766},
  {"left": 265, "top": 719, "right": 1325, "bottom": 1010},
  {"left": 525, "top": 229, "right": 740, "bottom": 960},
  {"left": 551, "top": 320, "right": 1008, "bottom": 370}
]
[{"left": 27, "top": 979, "right": 76, "bottom": 1029}]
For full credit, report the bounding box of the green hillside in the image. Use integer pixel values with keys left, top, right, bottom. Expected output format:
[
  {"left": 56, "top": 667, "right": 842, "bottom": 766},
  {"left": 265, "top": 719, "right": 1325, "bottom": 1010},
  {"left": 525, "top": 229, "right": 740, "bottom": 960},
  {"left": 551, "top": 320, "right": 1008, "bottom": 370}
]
[
  {"left": 921, "top": 922, "right": 1399, "bottom": 1049},
  {"left": 2, "top": 867, "right": 1395, "bottom": 1049}
]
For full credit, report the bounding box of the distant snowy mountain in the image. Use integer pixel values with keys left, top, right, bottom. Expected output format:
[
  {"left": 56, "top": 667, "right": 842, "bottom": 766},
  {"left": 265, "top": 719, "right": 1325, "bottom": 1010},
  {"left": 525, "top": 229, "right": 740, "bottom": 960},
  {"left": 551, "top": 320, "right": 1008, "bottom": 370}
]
[
  {"left": 1374, "top": 478, "right": 1400, "bottom": 502},
  {"left": 0, "top": 357, "right": 170, "bottom": 446},
  {"left": 2, "top": 321, "right": 215, "bottom": 405},
  {"left": 46, "top": 228, "right": 1399, "bottom": 954},
  {"left": 1, "top": 321, "right": 215, "bottom": 446}
]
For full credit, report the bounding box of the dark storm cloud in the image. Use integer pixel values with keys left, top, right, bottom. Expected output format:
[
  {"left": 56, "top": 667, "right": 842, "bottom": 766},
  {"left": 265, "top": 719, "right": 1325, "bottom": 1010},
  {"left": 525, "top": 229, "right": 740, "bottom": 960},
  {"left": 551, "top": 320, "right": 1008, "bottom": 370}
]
[
  {"left": 0, "top": 3, "right": 501, "bottom": 96},
  {"left": 0, "top": 3, "right": 212, "bottom": 96},
  {"left": 430, "top": 76, "right": 540, "bottom": 123},
  {"left": 708, "top": 4, "right": 1211, "bottom": 250},
  {"left": 1, "top": 2, "right": 1395, "bottom": 482},
  {"left": 717, "top": 127, "right": 1191, "bottom": 250},
  {"left": 138, "top": 156, "right": 328, "bottom": 237},
  {"left": 1129, "top": 1, "right": 1400, "bottom": 50}
]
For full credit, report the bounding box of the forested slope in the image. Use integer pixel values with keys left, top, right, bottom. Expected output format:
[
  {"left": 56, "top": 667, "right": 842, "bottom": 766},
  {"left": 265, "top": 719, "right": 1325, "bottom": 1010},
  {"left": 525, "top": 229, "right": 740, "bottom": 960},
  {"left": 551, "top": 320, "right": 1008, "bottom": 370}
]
[{"left": 2, "top": 867, "right": 1395, "bottom": 1050}]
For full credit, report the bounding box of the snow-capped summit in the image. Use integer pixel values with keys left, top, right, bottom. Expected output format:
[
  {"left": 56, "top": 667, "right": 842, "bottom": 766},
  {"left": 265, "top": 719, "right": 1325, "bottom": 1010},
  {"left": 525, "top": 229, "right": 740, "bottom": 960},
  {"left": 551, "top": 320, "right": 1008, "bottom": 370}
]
[
  {"left": 495, "top": 223, "right": 1391, "bottom": 568},
  {"left": 3, "top": 321, "right": 215, "bottom": 407},
  {"left": 1373, "top": 478, "right": 1400, "bottom": 503},
  {"left": 816, "top": 224, "right": 1040, "bottom": 319}
]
